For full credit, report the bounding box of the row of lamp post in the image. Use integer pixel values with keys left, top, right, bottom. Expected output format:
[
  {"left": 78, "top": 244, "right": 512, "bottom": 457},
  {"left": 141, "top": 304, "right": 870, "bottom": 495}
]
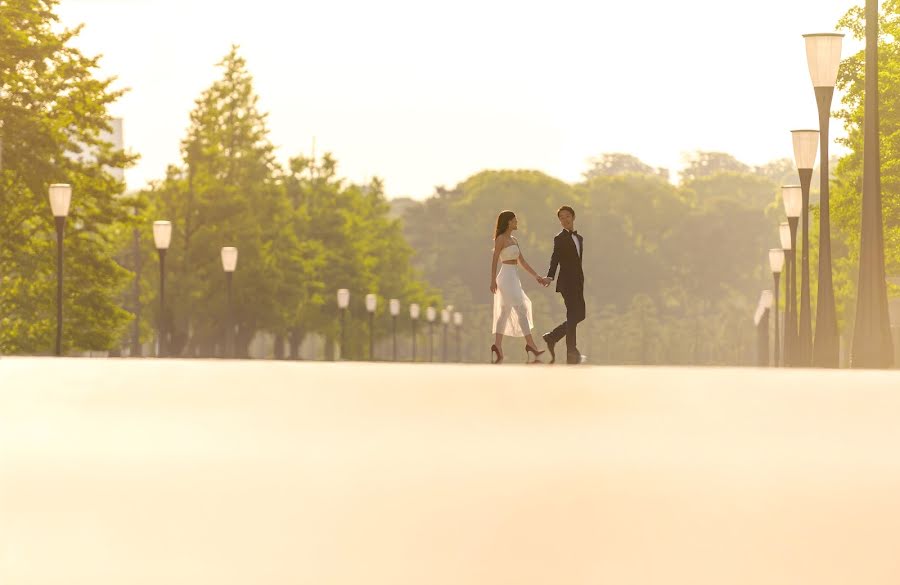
[
  {"left": 760, "top": 20, "right": 893, "bottom": 368},
  {"left": 151, "top": 219, "right": 238, "bottom": 358},
  {"left": 336, "top": 289, "right": 463, "bottom": 362}
]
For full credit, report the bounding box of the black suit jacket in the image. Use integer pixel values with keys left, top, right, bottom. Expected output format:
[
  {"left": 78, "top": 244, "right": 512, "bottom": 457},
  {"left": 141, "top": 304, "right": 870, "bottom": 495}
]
[{"left": 546, "top": 229, "right": 584, "bottom": 294}]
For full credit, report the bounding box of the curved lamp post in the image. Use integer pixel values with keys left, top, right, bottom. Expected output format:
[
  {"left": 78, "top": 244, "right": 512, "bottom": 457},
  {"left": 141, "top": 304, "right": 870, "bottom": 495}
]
[
  {"left": 769, "top": 248, "right": 785, "bottom": 366},
  {"left": 366, "top": 293, "right": 377, "bottom": 361},
  {"left": 49, "top": 184, "right": 72, "bottom": 356},
  {"left": 152, "top": 220, "right": 172, "bottom": 357},
  {"left": 410, "top": 303, "right": 420, "bottom": 362},
  {"left": 426, "top": 306, "right": 436, "bottom": 362},
  {"left": 803, "top": 32, "right": 843, "bottom": 367},
  {"left": 221, "top": 246, "right": 238, "bottom": 358},
  {"left": 389, "top": 299, "right": 400, "bottom": 362},
  {"left": 453, "top": 312, "right": 463, "bottom": 363},
  {"left": 782, "top": 188, "right": 802, "bottom": 366},
  {"left": 852, "top": 0, "right": 894, "bottom": 368},
  {"left": 791, "top": 129, "right": 818, "bottom": 366},
  {"left": 337, "top": 288, "right": 350, "bottom": 360}
]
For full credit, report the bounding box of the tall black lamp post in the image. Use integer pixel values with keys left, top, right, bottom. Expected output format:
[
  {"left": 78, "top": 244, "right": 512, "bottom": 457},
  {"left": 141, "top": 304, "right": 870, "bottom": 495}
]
[
  {"left": 778, "top": 221, "right": 796, "bottom": 366},
  {"left": 389, "top": 299, "right": 400, "bottom": 361},
  {"left": 791, "top": 129, "right": 819, "bottom": 366},
  {"left": 441, "top": 307, "right": 451, "bottom": 363},
  {"left": 755, "top": 290, "right": 773, "bottom": 367},
  {"left": 453, "top": 311, "right": 463, "bottom": 363},
  {"left": 782, "top": 188, "right": 802, "bottom": 366},
  {"left": 221, "top": 246, "right": 238, "bottom": 358},
  {"left": 366, "top": 293, "right": 377, "bottom": 361},
  {"left": 769, "top": 248, "right": 785, "bottom": 366},
  {"left": 852, "top": 0, "right": 894, "bottom": 368},
  {"left": 803, "top": 32, "right": 844, "bottom": 367},
  {"left": 337, "top": 288, "right": 350, "bottom": 360},
  {"left": 49, "top": 184, "right": 72, "bottom": 356},
  {"left": 410, "top": 303, "right": 420, "bottom": 362},
  {"left": 152, "top": 220, "right": 172, "bottom": 358},
  {"left": 426, "top": 306, "right": 436, "bottom": 362}
]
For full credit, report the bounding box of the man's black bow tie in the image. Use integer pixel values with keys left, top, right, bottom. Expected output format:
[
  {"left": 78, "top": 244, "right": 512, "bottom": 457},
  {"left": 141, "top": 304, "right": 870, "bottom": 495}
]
[{"left": 567, "top": 230, "right": 578, "bottom": 236}]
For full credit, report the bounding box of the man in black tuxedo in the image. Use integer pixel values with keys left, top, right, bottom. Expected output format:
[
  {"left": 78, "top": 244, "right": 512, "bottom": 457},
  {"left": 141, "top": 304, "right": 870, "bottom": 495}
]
[{"left": 540, "top": 205, "right": 585, "bottom": 364}]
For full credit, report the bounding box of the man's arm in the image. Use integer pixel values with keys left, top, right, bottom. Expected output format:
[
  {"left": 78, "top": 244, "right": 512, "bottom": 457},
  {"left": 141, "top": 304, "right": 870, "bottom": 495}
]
[{"left": 547, "top": 235, "right": 560, "bottom": 279}]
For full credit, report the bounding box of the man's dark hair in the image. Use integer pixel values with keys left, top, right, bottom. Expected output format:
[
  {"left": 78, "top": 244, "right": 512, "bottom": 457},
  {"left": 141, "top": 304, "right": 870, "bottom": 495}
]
[{"left": 557, "top": 205, "right": 575, "bottom": 218}]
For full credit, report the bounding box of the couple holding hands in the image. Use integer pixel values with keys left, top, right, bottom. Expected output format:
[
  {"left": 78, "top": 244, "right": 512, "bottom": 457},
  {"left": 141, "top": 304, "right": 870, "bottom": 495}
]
[{"left": 489, "top": 205, "right": 585, "bottom": 365}]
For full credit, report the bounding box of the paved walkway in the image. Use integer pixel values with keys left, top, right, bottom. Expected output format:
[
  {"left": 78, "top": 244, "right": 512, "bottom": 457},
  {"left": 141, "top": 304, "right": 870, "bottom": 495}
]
[{"left": 2, "top": 357, "right": 900, "bottom": 584}]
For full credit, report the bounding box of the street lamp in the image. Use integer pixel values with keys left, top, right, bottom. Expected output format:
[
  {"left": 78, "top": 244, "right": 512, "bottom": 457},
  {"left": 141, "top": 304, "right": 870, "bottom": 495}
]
[
  {"left": 337, "top": 288, "right": 350, "bottom": 360},
  {"left": 366, "top": 293, "right": 377, "bottom": 361},
  {"left": 779, "top": 221, "right": 794, "bottom": 366},
  {"left": 791, "top": 129, "right": 819, "bottom": 366},
  {"left": 441, "top": 308, "right": 451, "bottom": 363},
  {"left": 453, "top": 311, "right": 463, "bottom": 363},
  {"left": 426, "top": 306, "right": 436, "bottom": 362},
  {"left": 803, "top": 31, "right": 843, "bottom": 367},
  {"left": 410, "top": 303, "right": 420, "bottom": 362},
  {"left": 49, "top": 184, "right": 71, "bottom": 356},
  {"left": 152, "top": 220, "right": 172, "bottom": 357},
  {"left": 769, "top": 248, "right": 785, "bottom": 366},
  {"left": 221, "top": 246, "right": 238, "bottom": 358},
  {"left": 755, "top": 290, "right": 773, "bottom": 367},
  {"left": 389, "top": 299, "right": 400, "bottom": 361},
  {"left": 782, "top": 188, "right": 802, "bottom": 366},
  {"left": 852, "top": 0, "right": 894, "bottom": 368}
]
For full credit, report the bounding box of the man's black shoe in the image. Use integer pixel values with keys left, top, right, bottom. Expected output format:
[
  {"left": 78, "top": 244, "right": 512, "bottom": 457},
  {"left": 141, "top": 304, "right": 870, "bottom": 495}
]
[
  {"left": 566, "top": 348, "right": 583, "bottom": 365},
  {"left": 542, "top": 333, "right": 556, "bottom": 364}
]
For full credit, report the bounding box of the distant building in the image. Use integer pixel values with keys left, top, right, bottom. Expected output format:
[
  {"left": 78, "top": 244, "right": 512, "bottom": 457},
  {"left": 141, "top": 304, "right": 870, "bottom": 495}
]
[{"left": 66, "top": 116, "right": 125, "bottom": 186}]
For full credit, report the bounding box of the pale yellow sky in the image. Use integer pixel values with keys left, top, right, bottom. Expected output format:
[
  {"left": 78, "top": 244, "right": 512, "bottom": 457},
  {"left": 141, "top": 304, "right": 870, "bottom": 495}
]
[{"left": 58, "top": 0, "right": 862, "bottom": 198}]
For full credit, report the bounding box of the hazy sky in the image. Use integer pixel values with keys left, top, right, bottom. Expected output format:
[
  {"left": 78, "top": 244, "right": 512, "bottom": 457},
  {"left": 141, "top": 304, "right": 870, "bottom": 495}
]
[{"left": 57, "top": 0, "right": 862, "bottom": 199}]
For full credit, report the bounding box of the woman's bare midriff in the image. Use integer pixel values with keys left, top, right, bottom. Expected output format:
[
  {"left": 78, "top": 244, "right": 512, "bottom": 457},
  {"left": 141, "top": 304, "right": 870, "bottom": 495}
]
[{"left": 502, "top": 260, "right": 517, "bottom": 265}]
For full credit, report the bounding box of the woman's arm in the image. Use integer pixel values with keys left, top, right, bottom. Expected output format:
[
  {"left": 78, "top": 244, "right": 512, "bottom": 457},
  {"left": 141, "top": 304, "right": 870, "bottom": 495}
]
[{"left": 490, "top": 236, "right": 503, "bottom": 293}]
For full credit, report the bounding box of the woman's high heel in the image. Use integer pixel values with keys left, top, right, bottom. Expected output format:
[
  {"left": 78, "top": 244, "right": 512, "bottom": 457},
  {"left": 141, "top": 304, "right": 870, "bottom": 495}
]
[
  {"left": 491, "top": 344, "right": 503, "bottom": 364},
  {"left": 525, "top": 345, "right": 545, "bottom": 363}
]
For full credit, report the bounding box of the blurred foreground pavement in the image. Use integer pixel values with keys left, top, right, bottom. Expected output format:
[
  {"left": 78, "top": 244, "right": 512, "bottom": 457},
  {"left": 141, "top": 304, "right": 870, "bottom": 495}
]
[{"left": 2, "top": 357, "right": 900, "bottom": 584}]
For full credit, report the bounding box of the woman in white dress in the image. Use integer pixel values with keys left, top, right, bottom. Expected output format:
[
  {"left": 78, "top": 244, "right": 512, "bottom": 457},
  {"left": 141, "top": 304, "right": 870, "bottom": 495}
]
[{"left": 489, "top": 210, "right": 547, "bottom": 364}]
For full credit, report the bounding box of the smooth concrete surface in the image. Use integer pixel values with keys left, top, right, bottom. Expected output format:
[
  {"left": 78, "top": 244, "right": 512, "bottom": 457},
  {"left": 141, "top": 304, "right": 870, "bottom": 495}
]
[{"left": 2, "top": 357, "right": 900, "bottom": 584}]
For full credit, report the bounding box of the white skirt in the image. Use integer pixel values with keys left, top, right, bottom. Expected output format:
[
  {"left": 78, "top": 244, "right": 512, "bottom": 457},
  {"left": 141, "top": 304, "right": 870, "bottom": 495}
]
[{"left": 492, "top": 263, "right": 534, "bottom": 337}]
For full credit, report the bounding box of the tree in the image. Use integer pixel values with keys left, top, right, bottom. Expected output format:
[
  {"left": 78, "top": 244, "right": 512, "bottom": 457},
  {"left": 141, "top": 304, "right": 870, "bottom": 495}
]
[
  {"left": 680, "top": 151, "right": 751, "bottom": 183},
  {"left": 583, "top": 153, "right": 669, "bottom": 181},
  {"left": 831, "top": 0, "right": 900, "bottom": 333},
  {"left": 137, "top": 46, "right": 312, "bottom": 357},
  {"left": 0, "top": 0, "right": 136, "bottom": 354}
]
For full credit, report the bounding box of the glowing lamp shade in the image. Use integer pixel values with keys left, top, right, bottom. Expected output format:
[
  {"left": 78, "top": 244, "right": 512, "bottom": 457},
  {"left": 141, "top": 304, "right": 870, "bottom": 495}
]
[
  {"left": 410, "top": 303, "right": 420, "bottom": 320},
  {"left": 803, "top": 33, "right": 844, "bottom": 88},
  {"left": 761, "top": 289, "right": 774, "bottom": 309},
  {"left": 779, "top": 222, "right": 792, "bottom": 250},
  {"left": 782, "top": 186, "right": 802, "bottom": 218},
  {"left": 48, "top": 183, "right": 72, "bottom": 217},
  {"left": 365, "top": 293, "right": 377, "bottom": 313},
  {"left": 337, "top": 288, "right": 350, "bottom": 309},
  {"left": 441, "top": 309, "right": 450, "bottom": 324},
  {"left": 791, "top": 130, "right": 819, "bottom": 170},
  {"left": 153, "top": 220, "right": 172, "bottom": 250},
  {"left": 389, "top": 299, "right": 400, "bottom": 317},
  {"left": 453, "top": 312, "right": 462, "bottom": 326},
  {"left": 426, "top": 307, "right": 436, "bottom": 322},
  {"left": 220, "top": 246, "right": 238, "bottom": 272},
  {"left": 769, "top": 248, "right": 785, "bottom": 273}
]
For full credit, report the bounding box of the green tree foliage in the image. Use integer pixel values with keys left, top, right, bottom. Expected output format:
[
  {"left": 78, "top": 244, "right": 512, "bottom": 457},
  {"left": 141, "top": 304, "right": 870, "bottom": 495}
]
[
  {"left": 831, "top": 0, "right": 900, "bottom": 331},
  {"left": 398, "top": 154, "right": 779, "bottom": 365},
  {"left": 129, "top": 47, "right": 433, "bottom": 359},
  {"left": 0, "top": 0, "right": 136, "bottom": 354}
]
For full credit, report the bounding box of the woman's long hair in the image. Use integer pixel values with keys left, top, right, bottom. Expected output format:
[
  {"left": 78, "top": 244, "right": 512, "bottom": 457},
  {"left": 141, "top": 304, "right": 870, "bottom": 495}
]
[{"left": 494, "top": 210, "right": 516, "bottom": 239}]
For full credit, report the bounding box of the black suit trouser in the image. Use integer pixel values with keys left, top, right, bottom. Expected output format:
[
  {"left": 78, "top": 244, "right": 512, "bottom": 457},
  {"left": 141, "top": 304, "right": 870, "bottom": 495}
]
[{"left": 547, "top": 286, "right": 585, "bottom": 352}]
